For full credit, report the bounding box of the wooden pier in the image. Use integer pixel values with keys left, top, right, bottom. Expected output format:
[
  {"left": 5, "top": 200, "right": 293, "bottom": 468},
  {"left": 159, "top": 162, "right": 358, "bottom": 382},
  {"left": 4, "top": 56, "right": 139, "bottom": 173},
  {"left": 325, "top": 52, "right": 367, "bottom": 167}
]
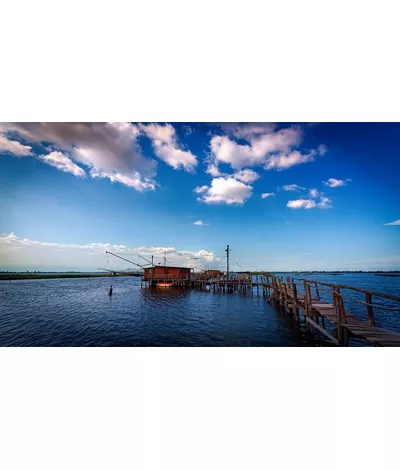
[
  {"left": 188, "top": 273, "right": 400, "bottom": 347},
  {"left": 261, "top": 275, "right": 400, "bottom": 346}
]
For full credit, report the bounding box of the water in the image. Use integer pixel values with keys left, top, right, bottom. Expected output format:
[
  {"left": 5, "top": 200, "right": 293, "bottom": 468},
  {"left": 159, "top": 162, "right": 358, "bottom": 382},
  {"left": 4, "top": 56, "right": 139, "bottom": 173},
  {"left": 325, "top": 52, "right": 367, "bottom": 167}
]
[{"left": 0, "top": 274, "right": 399, "bottom": 346}]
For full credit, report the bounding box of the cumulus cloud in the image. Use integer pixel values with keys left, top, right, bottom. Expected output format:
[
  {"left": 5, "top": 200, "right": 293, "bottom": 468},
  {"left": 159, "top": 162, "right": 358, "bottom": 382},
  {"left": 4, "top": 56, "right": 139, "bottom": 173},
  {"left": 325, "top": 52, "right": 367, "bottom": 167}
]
[
  {"left": 261, "top": 192, "right": 275, "bottom": 199},
  {"left": 0, "top": 233, "right": 217, "bottom": 269},
  {"left": 38, "top": 151, "right": 86, "bottom": 177},
  {"left": 0, "top": 134, "right": 33, "bottom": 156},
  {"left": 193, "top": 220, "right": 209, "bottom": 226},
  {"left": 287, "top": 199, "right": 317, "bottom": 209},
  {"left": 139, "top": 123, "right": 197, "bottom": 172},
  {"left": 384, "top": 219, "right": 400, "bottom": 226},
  {"left": 0, "top": 122, "right": 158, "bottom": 191},
  {"left": 209, "top": 124, "right": 326, "bottom": 172},
  {"left": 287, "top": 196, "right": 332, "bottom": 209},
  {"left": 0, "top": 122, "right": 199, "bottom": 190},
  {"left": 232, "top": 169, "right": 260, "bottom": 183},
  {"left": 282, "top": 184, "right": 306, "bottom": 191},
  {"left": 196, "top": 176, "right": 253, "bottom": 205},
  {"left": 323, "top": 177, "right": 351, "bottom": 188},
  {"left": 309, "top": 188, "right": 319, "bottom": 198}
]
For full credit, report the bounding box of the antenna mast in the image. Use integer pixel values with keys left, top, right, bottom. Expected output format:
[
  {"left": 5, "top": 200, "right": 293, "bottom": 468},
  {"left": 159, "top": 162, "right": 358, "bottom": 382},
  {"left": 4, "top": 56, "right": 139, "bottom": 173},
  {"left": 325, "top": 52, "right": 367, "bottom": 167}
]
[{"left": 225, "top": 244, "right": 230, "bottom": 281}]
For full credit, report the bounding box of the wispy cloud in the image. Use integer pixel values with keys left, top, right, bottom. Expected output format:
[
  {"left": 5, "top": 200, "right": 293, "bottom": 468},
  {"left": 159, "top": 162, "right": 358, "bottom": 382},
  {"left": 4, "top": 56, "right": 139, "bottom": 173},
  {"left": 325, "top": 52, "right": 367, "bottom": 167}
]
[
  {"left": 282, "top": 184, "right": 306, "bottom": 191},
  {"left": 0, "top": 134, "right": 33, "bottom": 156},
  {"left": 287, "top": 196, "right": 332, "bottom": 209},
  {"left": 261, "top": 192, "right": 275, "bottom": 199},
  {"left": 0, "top": 233, "right": 217, "bottom": 269},
  {"left": 384, "top": 219, "right": 400, "bottom": 226},
  {"left": 265, "top": 146, "right": 326, "bottom": 171},
  {"left": 309, "top": 188, "right": 319, "bottom": 198},
  {"left": 193, "top": 185, "right": 208, "bottom": 194},
  {"left": 323, "top": 177, "right": 351, "bottom": 188},
  {"left": 38, "top": 151, "right": 86, "bottom": 177},
  {"left": 193, "top": 220, "right": 209, "bottom": 226}
]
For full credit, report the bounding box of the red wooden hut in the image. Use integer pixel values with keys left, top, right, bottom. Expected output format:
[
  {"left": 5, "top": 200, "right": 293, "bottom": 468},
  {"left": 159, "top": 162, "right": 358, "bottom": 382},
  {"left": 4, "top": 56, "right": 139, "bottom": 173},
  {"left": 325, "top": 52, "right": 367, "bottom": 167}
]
[{"left": 143, "top": 266, "right": 192, "bottom": 287}]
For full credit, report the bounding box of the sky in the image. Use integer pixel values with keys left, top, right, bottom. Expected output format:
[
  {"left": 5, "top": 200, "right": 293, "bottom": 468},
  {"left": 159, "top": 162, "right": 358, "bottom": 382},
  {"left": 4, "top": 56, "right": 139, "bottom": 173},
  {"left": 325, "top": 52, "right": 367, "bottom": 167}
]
[{"left": 0, "top": 122, "right": 399, "bottom": 272}]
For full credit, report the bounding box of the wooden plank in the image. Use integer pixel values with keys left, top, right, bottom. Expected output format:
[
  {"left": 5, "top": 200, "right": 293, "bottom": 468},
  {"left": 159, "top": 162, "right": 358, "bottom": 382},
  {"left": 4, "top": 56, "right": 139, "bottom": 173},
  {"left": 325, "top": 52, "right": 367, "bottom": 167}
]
[{"left": 306, "top": 317, "right": 339, "bottom": 345}]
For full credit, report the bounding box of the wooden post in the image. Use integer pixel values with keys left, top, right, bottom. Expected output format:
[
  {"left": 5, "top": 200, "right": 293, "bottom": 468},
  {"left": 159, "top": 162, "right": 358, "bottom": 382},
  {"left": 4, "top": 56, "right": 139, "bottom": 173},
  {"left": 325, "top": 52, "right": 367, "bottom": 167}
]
[
  {"left": 283, "top": 282, "right": 288, "bottom": 302},
  {"left": 304, "top": 282, "right": 311, "bottom": 330},
  {"left": 292, "top": 282, "right": 298, "bottom": 305},
  {"left": 314, "top": 282, "right": 320, "bottom": 301},
  {"left": 366, "top": 293, "right": 375, "bottom": 326}
]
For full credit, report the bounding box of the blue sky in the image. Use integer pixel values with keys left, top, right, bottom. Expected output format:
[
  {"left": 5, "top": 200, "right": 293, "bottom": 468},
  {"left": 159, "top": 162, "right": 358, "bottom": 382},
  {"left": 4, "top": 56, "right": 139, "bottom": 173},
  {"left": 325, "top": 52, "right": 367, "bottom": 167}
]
[{"left": 0, "top": 122, "right": 399, "bottom": 271}]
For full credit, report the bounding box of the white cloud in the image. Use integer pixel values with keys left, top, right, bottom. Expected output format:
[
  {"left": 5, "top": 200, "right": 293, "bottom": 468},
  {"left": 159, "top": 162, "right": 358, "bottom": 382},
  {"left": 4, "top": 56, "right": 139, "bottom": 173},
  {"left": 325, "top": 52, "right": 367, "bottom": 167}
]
[
  {"left": 287, "top": 199, "right": 317, "bottom": 209},
  {"left": 193, "top": 220, "right": 209, "bottom": 226},
  {"left": 205, "top": 162, "right": 222, "bottom": 177},
  {"left": 261, "top": 192, "right": 275, "bottom": 199},
  {"left": 193, "top": 185, "right": 208, "bottom": 194},
  {"left": 38, "top": 151, "right": 86, "bottom": 177},
  {"left": 317, "top": 196, "right": 333, "bottom": 209},
  {"left": 384, "top": 219, "right": 400, "bottom": 226},
  {"left": 140, "top": 123, "right": 197, "bottom": 172},
  {"left": 323, "top": 177, "right": 351, "bottom": 188},
  {"left": 282, "top": 184, "right": 306, "bottom": 191},
  {"left": 196, "top": 176, "right": 253, "bottom": 205},
  {"left": 232, "top": 169, "right": 260, "bottom": 183},
  {"left": 220, "top": 123, "right": 277, "bottom": 140},
  {"left": 309, "top": 188, "right": 319, "bottom": 198},
  {"left": 90, "top": 169, "right": 156, "bottom": 192},
  {"left": 265, "top": 149, "right": 319, "bottom": 171},
  {"left": 0, "top": 233, "right": 217, "bottom": 269},
  {"left": 0, "top": 122, "right": 157, "bottom": 191},
  {"left": 287, "top": 196, "right": 333, "bottom": 209},
  {"left": 209, "top": 125, "right": 326, "bottom": 171},
  {"left": 0, "top": 134, "right": 33, "bottom": 156}
]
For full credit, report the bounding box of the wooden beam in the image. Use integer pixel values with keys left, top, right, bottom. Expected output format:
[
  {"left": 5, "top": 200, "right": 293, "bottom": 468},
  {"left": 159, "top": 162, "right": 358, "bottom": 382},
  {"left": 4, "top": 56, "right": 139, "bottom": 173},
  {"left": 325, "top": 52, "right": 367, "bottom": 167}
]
[{"left": 306, "top": 317, "right": 339, "bottom": 345}]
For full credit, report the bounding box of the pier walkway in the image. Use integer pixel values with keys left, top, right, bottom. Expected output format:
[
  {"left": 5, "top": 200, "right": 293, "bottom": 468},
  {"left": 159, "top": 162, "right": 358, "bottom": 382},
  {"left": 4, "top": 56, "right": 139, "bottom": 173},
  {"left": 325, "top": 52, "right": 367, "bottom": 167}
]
[{"left": 264, "top": 276, "right": 400, "bottom": 346}]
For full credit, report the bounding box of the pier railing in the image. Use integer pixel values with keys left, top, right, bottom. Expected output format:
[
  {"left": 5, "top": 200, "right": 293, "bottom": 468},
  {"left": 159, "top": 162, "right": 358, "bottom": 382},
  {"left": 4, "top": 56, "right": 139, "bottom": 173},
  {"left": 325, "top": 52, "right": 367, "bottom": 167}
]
[
  {"left": 259, "top": 274, "right": 400, "bottom": 345},
  {"left": 291, "top": 277, "right": 400, "bottom": 327}
]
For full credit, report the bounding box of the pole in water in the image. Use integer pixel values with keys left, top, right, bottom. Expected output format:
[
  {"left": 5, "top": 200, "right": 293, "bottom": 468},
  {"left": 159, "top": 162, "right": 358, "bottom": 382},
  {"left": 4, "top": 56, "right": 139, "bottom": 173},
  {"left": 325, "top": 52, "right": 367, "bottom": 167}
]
[{"left": 109, "top": 285, "right": 113, "bottom": 296}]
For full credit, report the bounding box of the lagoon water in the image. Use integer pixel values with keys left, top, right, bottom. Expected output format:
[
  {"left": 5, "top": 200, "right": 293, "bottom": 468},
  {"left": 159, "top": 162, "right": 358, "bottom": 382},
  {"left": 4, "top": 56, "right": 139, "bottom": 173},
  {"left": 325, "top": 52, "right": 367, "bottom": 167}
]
[{"left": 0, "top": 274, "right": 399, "bottom": 346}]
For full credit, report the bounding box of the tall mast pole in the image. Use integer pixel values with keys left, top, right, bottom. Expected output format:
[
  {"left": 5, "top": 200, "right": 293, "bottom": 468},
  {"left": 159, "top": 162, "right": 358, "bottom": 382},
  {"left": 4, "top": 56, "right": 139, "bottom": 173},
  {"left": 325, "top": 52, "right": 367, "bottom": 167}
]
[
  {"left": 105, "top": 251, "right": 145, "bottom": 269},
  {"left": 225, "top": 244, "right": 230, "bottom": 281}
]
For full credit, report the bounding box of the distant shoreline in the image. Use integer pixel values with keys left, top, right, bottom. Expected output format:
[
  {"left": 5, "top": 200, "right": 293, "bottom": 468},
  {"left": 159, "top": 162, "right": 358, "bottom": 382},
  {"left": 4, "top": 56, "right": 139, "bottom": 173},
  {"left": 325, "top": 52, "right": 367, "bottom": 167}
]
[{"left": 0, "top": 273, "right": 139, "bottom": 281}]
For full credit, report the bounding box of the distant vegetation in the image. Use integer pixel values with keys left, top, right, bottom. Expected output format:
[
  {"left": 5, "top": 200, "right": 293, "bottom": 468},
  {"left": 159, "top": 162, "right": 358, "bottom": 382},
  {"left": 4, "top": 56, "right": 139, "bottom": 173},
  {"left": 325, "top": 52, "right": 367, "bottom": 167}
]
[{"left": 1, "top": 272, "right": 114, "bottom": 280}]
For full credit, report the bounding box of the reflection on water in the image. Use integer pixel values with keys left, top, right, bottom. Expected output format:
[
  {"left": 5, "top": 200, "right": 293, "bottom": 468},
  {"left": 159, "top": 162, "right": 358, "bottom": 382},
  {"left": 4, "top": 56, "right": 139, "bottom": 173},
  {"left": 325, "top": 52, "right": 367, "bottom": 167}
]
[{"left": 0, "top": 274, "right": 398, "bottom": 346}]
